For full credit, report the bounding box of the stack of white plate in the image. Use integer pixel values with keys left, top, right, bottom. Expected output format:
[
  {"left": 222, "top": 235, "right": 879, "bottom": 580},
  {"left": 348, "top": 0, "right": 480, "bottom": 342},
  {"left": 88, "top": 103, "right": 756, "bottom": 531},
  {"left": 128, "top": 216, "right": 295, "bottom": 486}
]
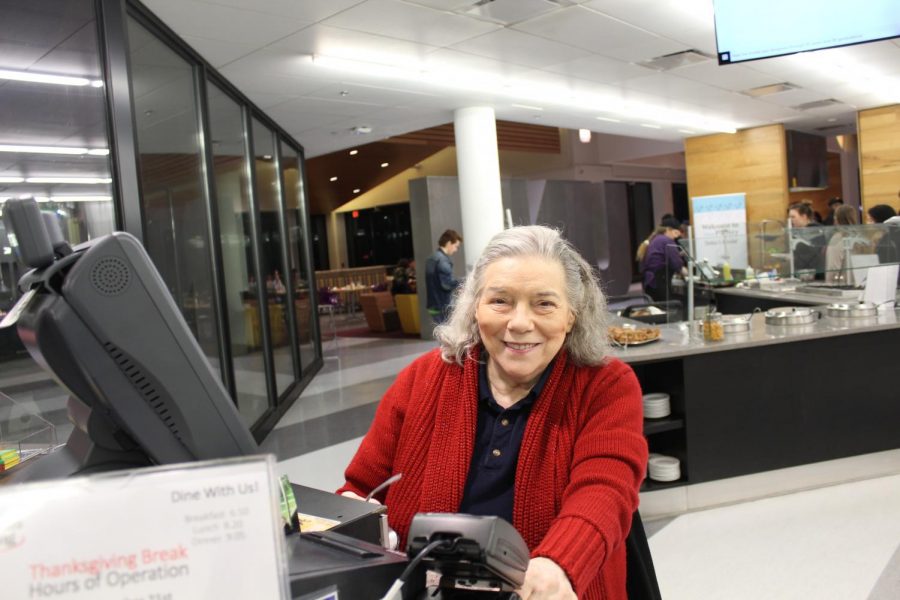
[
  {"left": 642, "top": 393, "right": 671, "bottom": 419},
  {"left": 648, "top": 455, "right": 681, "bottom": 482}
]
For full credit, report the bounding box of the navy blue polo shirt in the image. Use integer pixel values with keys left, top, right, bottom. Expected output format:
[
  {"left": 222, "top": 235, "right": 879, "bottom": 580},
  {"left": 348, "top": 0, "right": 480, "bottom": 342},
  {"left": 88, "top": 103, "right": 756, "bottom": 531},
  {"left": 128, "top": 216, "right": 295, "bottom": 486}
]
[{"left": 458, "top": 358, "right": 554, "bottom": 524}]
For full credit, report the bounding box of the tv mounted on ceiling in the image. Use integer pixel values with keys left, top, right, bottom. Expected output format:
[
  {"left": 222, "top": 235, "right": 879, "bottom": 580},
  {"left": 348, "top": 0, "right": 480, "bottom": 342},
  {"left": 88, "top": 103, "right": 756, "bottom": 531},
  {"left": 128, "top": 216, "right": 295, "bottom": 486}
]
[{"left": 713, "top": 0, "right": 900, "bottom": 65}]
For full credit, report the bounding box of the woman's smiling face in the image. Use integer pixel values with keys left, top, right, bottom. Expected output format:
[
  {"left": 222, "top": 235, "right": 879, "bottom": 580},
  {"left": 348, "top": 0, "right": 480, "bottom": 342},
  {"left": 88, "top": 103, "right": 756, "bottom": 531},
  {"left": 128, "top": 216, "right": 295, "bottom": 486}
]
[{"left": 476, "top": 255, "right": 575, "bottom": 389}]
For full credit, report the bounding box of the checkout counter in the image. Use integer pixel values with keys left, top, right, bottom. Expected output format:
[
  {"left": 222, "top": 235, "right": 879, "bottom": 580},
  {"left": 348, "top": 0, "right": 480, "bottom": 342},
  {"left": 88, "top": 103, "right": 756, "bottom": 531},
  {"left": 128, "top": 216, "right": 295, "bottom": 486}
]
[{"left": 613, "top": 305, "right": 900, "bottom": 514}]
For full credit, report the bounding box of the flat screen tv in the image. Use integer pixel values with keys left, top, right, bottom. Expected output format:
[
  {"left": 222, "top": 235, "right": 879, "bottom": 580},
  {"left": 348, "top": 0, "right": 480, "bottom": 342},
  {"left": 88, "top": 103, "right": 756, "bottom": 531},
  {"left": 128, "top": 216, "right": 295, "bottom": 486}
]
[
  {"left": 713, "top": 0, "right": 900, "bottom": 64},
  {"left": 2, "top": 197, "right": 259, "bottom": 482}
]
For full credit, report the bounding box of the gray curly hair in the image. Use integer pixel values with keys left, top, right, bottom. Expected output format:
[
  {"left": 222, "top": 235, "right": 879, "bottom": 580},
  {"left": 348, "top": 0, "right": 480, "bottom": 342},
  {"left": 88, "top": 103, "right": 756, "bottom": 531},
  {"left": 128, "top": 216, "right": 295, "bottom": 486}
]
[{"left": 434, "top": 225, "right": 611, "bottom": 366}]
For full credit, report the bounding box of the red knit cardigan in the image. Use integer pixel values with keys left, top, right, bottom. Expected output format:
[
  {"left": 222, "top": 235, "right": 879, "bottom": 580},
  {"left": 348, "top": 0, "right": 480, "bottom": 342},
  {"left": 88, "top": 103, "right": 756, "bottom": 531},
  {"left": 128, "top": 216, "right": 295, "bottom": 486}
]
[{"left": 338, "top": 347, "right": 647, "bottom": 599}]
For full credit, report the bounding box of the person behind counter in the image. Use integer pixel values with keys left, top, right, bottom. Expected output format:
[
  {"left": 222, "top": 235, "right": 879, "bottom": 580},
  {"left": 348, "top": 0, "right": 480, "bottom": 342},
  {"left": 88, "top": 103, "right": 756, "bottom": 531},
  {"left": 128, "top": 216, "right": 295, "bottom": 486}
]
[
  {"left": 338, "top": 225, "right": 647, "bottom": 600},
  {"left": 865, "top": 204, "right": 897, "bottom": 225},
  {"left": 788, "top": 202, "right": 826, "bottom": 279},
  {"left": 824, "top": 205, "right": 868, "bottom": 284},
  {"left": 640, "top": 216, "right": 687, "bottom": 302},
  {"left": 822, "top": 197, "right": 843, "bottom": 226}
]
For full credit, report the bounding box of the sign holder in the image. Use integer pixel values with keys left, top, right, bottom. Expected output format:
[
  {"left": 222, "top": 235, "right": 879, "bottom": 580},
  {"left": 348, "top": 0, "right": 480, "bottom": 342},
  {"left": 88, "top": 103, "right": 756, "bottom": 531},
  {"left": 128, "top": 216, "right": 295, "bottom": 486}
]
[{"left": 0, "top": 455, "right": 290, "bottom": 599}]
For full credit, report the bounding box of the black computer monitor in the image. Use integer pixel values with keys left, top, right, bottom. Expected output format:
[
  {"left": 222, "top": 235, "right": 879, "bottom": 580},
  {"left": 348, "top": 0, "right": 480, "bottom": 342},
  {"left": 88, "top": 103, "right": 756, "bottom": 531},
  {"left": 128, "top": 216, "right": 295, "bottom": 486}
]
[{"left": 3, "top": 198, "right": 258, "bottom": 481}]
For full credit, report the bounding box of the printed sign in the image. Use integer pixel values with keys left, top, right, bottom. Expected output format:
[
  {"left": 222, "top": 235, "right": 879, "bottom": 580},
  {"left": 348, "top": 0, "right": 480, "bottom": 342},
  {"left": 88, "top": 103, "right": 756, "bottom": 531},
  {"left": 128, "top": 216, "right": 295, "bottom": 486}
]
[
  {"left": 691, "top": 193, "right": 749, "bottom": 270},
  {"left": 0, "top": 456, "right": 289, "bottom": 599}
]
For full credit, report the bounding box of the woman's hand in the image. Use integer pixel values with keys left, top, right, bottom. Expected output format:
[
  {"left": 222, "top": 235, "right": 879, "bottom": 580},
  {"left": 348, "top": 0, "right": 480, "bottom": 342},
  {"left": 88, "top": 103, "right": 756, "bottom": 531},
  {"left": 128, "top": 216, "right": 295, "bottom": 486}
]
[
  {"left": 339, "top": 490, "right": 382, "bottom": 505},
  {"left": 516, "top": 557, "right": 576, "bottom": 599}
]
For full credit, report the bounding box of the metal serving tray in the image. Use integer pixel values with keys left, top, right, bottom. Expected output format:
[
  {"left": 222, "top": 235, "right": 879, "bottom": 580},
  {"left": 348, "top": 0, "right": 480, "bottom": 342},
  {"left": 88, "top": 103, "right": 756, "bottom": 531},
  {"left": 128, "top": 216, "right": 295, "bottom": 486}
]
[{"left": 765, "top": 306, "right": 820, "bottom": 326}]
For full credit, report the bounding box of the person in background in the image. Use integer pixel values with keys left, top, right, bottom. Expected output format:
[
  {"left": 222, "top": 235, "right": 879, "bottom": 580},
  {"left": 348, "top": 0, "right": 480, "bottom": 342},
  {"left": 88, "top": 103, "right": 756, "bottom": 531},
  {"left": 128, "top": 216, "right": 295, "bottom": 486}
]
[
  {"left": 640, "top": 216, "right": 686, "bottom": 302},
  {"left": 864, "top": 204, "right": 898, "bottom": 250},
  {"left": 390, "top": 258, "right": 414, "bottom": 295},
  {"left": 801, "top": 198, "right": 824, "bottom": 224},
  {"left": 425, "top": 229, "right": 463, "bottom": 324},
  {"left": 876, "top": 214, "right": 900, "bottom": 283},
  {"left": 635, "top": 226, "right": 668, "bottom": 266},
  {"left": 824, "top": 205, "right": 864, "bottom": 284},
  {"left": 338, "top": 225, "right": 647, "bottom": 600},
  {"left": 866, "top": 204, "right": 897, "bottom": 225},
  {"left": 822, "top": 197, "right": 844, "bottom": 226},
  {"left": 788, "top": 202, "right": 826, "bottom": 279}
]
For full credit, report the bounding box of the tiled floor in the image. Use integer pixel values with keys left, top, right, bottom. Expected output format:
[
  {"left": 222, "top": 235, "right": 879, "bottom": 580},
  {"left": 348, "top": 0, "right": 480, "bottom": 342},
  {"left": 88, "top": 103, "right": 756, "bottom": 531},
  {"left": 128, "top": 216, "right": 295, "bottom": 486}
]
[{"left": 265, "top": 314, "right": 900, "bottom": 600}]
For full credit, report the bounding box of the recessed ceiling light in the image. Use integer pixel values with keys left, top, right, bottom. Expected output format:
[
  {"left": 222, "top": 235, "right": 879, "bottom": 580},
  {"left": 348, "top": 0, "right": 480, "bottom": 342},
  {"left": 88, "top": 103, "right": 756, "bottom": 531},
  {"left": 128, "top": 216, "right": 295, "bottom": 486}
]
[
  {"left": 329, "top": 176, "right": 338, "bottom": 182},
  {"left": 349, "top": 149, "right": 358, "bottom": 155},
  {"left": 353, "top": 188, "right": 361, "bottom": 194},
  {"left": 511, "top": 103, "right": 543, "bottom": 111},
  {"left": 380, "top": 162, "right": 389, "bottom": 168},
  {"left": 0, "top": 176, "right": 24, "bottom": 183},
  {"left": 640, "top": 123, "right": 662, "bottom": 129},
  {"left": 262, "top": 154, "right": 272, "bottom": 160},
  {"left": 596, "top": 116, "right": 621, "bottom": 123},
  {"left": 678, "top": 129, "right": 696, "bottom": 134}
]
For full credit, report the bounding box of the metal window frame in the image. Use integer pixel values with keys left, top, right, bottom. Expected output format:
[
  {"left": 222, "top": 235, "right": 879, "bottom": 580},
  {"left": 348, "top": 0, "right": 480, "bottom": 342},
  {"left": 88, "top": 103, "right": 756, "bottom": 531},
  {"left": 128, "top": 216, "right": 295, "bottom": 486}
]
[{"left": 96, "top": 0, "right": 324, "bottom": 440}]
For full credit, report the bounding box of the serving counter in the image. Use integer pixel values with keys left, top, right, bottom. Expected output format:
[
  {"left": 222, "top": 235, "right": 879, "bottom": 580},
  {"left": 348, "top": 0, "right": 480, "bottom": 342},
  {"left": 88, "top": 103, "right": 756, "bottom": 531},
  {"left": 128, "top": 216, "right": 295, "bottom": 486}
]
[{"left": 614, "top": 309, "right": 900, "bottom": 494}]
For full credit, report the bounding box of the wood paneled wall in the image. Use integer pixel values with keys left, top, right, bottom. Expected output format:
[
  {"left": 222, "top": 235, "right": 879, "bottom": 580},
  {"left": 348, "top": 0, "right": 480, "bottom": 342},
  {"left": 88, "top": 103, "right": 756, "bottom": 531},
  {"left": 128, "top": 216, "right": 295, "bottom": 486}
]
[
  {"left": 685, "top": 124, "right": 789, "bottom": 223},
  {"left": 858, "top": 104, "right": 900, "bottom": 212}
]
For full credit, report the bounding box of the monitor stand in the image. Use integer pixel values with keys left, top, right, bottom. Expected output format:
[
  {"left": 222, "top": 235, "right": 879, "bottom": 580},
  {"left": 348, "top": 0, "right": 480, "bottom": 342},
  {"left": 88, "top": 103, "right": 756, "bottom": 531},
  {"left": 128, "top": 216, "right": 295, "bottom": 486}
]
[{"left": 8, "top": 395, "right": 151, "bottom": 483}]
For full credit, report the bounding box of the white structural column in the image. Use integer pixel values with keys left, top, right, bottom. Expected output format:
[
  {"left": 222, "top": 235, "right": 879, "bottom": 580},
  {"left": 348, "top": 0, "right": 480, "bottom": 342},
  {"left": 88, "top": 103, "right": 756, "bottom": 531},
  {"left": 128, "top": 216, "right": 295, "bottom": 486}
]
[{"left": 454, "top": 107, "right": 504, "bottom": 271}]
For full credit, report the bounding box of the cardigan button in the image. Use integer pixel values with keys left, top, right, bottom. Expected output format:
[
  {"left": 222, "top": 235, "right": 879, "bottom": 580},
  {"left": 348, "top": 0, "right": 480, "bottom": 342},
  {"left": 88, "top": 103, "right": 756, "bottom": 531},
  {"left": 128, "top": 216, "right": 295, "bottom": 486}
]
[
  {"left": 492, "top": 448, "right": 501, "bottom": 457},
  {"left": 500, "top": 418, "right": 509, "bottom": 426}
]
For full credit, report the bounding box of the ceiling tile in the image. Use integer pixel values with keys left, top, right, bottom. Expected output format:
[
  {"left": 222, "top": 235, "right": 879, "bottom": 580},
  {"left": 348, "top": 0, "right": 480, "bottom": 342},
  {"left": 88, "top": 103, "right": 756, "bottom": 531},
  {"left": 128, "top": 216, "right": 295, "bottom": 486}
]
[
  {"left": 542, "top": 55, "right": 655, "bottom": 84},
  {"left": 263, "top": 108, "right": 348, "bottom": 134},
  {"left": 220, "top": 67, "right": 333, "bottom": 97},
  {"left": 303, "top": 82, "right": 444, "bottom": 106},
  {"left": 180, "top": 36, "right": 258, "bottom": 68},
  {"left": 142, "top": 0, "right": 312, "bottom": 47},
  {"left": 621, "top": 73, "right": 739, "bottom": 108},
  {"left": 198, "top": 0, "right": 366, "bottom": 21},
  {"left": 272, "top": 23, "right": 439, "bottom": 64},
  {"left": 449, "top": 28, "right": 590, "bottom": 69},
  {"left": 402, "top": 0, "right": 477, "bottom": 11},
  {"left": 422, "top": 48, "right": 536, "bottom": 78},
  {"left": 584, "top": 0, "right": 717, "bottom": 53},
  {"left": 513, "top": 5, "right": 686, "bottom": 60},
  {"left": 756, "top": 89, "right": 834, "bottom": 108},
  {"left": 674, "top": 61, "right": 782, "bottom": 92},
  {"left": 270, "top": 96, "right": 386, "bottom": 119},
  {"left": 240, "top": 92, "right": 299, "bottom": 110},
  {"left": 320, "top": 0, "right": 499, "bottom": 48}
]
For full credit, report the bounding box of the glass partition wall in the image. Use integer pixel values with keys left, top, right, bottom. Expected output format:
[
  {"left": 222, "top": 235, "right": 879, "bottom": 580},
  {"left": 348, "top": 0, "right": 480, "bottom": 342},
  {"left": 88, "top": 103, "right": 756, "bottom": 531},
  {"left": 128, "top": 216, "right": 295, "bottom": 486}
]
[
  {"left": 617, "top": 220, "right": 900, "bottom": 324},
  {"left": 686, "top": 221, "right": 900, "bottom": 284},
  {"left": 0, "top": 0, "right": 116, "bottom": 447},
  {"left": 0, "top": 0, "right": 321, "bottom": 441}
]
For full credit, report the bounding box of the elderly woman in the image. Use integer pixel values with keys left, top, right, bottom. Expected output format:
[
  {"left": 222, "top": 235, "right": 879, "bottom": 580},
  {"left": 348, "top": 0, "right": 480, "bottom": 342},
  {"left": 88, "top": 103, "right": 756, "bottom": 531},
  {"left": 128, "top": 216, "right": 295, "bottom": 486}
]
[{"left": 338, "top": 225, "right": 648, "bottom": 600}]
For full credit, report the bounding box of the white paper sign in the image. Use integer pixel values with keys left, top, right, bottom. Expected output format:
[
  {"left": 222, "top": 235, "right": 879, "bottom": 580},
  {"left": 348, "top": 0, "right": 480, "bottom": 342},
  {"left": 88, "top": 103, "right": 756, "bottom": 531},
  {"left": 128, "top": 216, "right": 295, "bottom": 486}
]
[
  {"left": 864, "top": 264, "right": 899, "bottom": 307},
  {"left": 692, "top": 193, "right": 749, "bottom": 269},
  {"left": 0, "top": 456, "right": 289, "bottom": 600}
]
